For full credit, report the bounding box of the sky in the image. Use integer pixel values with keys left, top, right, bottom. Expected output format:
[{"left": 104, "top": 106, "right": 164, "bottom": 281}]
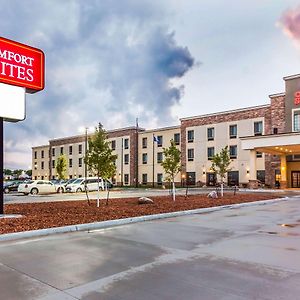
[{"left": 1, "top": 0, "right": 300, "bottom": 170}]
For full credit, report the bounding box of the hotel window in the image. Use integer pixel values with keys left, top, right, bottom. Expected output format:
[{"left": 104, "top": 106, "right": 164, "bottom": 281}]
[
  {"left": 52, "top": 160, "right": 55, "bottom": 168},
  {"left": 41, "top": 161, "right": 44, "bottom": 170},
  {"left": 41, "top": 150, "right": 44, "bottom": 159},
  {"left": 79, "top": 158, "right": 82, "bottom": 167},
  {"left": 52, "top": 148, "right": 55, "bottom": 157},
  {"left": 229, "top": 145, "right": 237, "bottom": 159},
  {"left": 229, "top": 125, "right": 237, "bottom": 139},
  {"left": 257, "top": 170, "right": 265, "bottom": 184},
  {"left": 69, "top": 159, "right": 73, "bottom": 168},
  {"left": 187, "top": 130, "right": 194, "bottom": 143},
  {"left": 124, "top": 174, "right": 129, "bottom": 185},
  {"left": 111, "top": 140, "right": 116, "bottom": 150},
  {"left": 157, "top": 152, "right": 163, "bottom": 163},
  {"left": 142, "top": 174, "right": 147, "bottom": 185},
  {"left": 142, "top": 153, "right": 147, "bottom": 164},
  {"left": 34, "top": 151, "right": 37, "bottom": 159},
  {"left": 142, "top": 137, "right": 147, "bottom": 148},
  {"left": 79, "top": 144, "right": 83, "bottom": 154},
  {"left": 207, "top": 147, "right": 215, "bottom": 160},
  {"left": 293, "top": 109, "right": 300, "bottom": 132},
  {"left": 157, "top": 173, "right": 163, "bottom": 185},
  {"left": 60, "top": 147, "right": 64, "bottom": 155},
  {"left": 174, "top": 133, "right": 180, "bottom": 145},
  {"left": 207, "top": 127, "right": 214, "bottom": 141},
  {"left": 124, "top": 138, "right": 129, "bottom": 149},
  {"left": 157, "top": 135, "right": 163, "bottom": 147},
  {"left": 69, "top": 146, "right": 73, "bottom": 155},
  {"left": 254, "top": 121, "right": 263, "bottom": 136},
  {"left": 188, "top": 148, "right": 194, "bottom": 161},
  {"left": 256, "top": 151, "right": 262, "bottom": 158},
  {"left": 124, "top": 154, "right": 129, "bottom": 164}
]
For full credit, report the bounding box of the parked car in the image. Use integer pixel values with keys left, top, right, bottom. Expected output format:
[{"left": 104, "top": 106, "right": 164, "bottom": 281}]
[
  {"left": 51, "top": 179, "right": 68, "bottom": 193},
  {"left": 18, "top": 180, "right": 57, "bottom": 195},
  {"left": 65, "top": 177, "right": 105, "bottom": 193},
  {"left": 3, "top": 181, "right": 22, "bottom": 194}
]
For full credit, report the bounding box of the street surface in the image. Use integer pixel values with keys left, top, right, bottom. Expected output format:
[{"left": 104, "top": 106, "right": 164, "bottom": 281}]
[
  {"left": 3, "top": 187, "right": 288, "bottom": 204},
  {"left": 3, "top": 187, "right": 218, "bottom": 204},
  {"left": 0, "top": 197, "right": 299, "bottom": 299}
]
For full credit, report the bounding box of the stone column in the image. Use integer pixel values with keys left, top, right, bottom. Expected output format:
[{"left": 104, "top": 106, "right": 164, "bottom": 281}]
[
  {"left": 248, "top": 150, "right": 258, "bottom": 189},
  {"left": 280, "top": 155, "right": 287, "bottom": 189}
]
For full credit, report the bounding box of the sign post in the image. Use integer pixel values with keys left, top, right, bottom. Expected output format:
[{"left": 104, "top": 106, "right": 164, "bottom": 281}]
[{"left": 0, "top": 37, "right": 44, "bottom": 215}]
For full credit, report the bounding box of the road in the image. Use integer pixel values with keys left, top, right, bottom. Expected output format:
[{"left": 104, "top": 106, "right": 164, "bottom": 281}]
[{"left": 0, "top": 197, "right": 299, "bottom": 299}]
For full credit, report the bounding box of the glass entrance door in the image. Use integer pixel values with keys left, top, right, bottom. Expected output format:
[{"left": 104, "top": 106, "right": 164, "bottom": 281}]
[{"left": 291, "top": 171, "right": 300, "bottom": 188}]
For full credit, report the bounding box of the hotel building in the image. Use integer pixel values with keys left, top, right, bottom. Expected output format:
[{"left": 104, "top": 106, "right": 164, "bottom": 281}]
[{"left": 32, "top": 74, "right": 300, "bottom": 189}]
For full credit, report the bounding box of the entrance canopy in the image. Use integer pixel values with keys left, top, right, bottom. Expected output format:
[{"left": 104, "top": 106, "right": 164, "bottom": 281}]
[{"left": 241, "top": 132, "right": 300, "bottom": 155}]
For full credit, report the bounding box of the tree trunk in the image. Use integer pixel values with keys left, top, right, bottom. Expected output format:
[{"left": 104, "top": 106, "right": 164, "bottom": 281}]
[
  {"left": 97, "top": 176, "right": 100, "bottom": 207},
  {"left": 106, "top": 186, "right": 110, "bottom": 206},
  {"left": 221, "top": 179, "right": 224, "bottom": 197},
  {"left": 172, "top": 180, "right": 176, "bottom": 201}
]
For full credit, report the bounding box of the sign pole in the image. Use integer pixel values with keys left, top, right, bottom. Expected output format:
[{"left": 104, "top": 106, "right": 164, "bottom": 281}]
[{"left": 0, "top": 118, "right": 3, "bottom": 214}]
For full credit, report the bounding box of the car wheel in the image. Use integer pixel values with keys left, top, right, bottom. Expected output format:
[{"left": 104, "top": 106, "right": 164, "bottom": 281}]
[
  {"left": 4, "top": 188, "right": 9, "bottom": 194},
  {"left": 76, "top": 188, "right": 82, "bottom": 193},
  {"left": 57, "top": 187, "right": 64, "bottom": 193},
  {"left": 31, "top": 188, "right": 39, "bottom": 195}
]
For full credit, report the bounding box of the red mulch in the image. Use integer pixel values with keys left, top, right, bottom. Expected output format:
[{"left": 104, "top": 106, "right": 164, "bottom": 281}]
[{"left": 0, "top": 193, "right": 279, "bottom": 234}]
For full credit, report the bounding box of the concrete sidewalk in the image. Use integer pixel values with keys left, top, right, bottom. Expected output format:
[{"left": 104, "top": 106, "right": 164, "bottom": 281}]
[{"left": 0, "top": 197, "right": 299, "bottom": 299}]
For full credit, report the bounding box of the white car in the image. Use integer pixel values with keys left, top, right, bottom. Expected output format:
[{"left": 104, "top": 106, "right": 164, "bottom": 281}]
[
  {"left": 65, "top": 177, "right": 105, "bottom": 193},
  {"left": 18, "top": 180, "right": 57, "bottom": 195}
]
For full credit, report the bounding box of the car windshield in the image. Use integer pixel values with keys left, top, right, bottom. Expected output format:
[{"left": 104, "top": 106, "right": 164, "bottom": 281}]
[{"left": 72, "top": 179, "right": 83, "bottom": 184}]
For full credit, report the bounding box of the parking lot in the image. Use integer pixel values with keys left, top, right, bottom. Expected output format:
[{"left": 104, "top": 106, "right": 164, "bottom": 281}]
[{"left": 0, "top": 197, "right": 299, "bottom": 299}]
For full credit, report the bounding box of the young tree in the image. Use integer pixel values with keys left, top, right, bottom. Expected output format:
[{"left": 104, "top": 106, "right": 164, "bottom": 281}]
[
  {"left": 161, "top": 139, "right": 181, "bottom": 201},
  {"left": 84, "top": 123, "right": 117, "bottom": 207},
  {"left": 55, "top": 154, "right": 67, "bottom": 193},
  {"left": 211, "top": 146, "right": 232, "bottom": 197}
]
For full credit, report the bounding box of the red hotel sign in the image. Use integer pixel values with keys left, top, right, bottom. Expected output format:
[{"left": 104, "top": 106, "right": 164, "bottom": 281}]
[
  {"left": 295, "top": 91, "right": 300, "bottom": 105},
  {"left": 0, "top": 37, "right": 44, "bottom": 93}
]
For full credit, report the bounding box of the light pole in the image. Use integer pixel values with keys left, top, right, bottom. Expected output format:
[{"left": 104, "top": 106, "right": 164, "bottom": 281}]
[{"left": 85, "top": 127, "right": 88, "bottom": 189}]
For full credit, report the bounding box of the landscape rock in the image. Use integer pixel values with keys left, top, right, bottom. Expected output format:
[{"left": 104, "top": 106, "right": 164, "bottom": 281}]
[
  {"left": 207, "top": 191, "right": 218, "bottom": 199},
  {"left": 138, "top": 197, "right": 154, "bottom": 204}
]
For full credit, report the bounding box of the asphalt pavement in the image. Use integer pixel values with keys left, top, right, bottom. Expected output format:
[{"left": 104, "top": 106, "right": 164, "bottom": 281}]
[{"left": 0, "top": 196, "right": 299, "bottom": 299}]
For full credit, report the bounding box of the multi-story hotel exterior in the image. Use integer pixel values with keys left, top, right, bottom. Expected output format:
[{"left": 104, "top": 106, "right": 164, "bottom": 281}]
[{"left": 32, "top": 74, "right": 300, "bottom": 188}]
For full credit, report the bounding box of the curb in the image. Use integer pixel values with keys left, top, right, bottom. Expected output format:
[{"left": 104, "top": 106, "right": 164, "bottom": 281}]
[{"left": 0, "top": 197, "right": 288, "bottom": 242}]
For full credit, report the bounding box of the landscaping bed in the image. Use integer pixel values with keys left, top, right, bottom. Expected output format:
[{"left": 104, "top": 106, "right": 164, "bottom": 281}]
[{"left": 0, "top": 193, "right": 280, "bottom": 234}]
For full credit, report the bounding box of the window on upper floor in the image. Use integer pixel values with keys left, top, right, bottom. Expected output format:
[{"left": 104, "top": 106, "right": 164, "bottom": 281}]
[
  {"left": 79, "top": 144, "right": 83, "bottom": 154},
  {"left": 187, "top": 130, "right": 194, "bottom": 143},
  {"left": 188, "top": 148, "right": 194, "bottom": 161},
  {"left": 124, "top": 138, "right": 129, "bottom": 149},
  {"left": 69, "top": 158, "right": 73, "bottom": 168},
  {"left": 229, "top": 145, "right": 237, "bottom": 159},
  {"left": 229, "top": 124, "right": 237, "bottom": 139},
  {"left": 60, "top": 147, "right": 64, "bottom": 155},
  {"left": 256, "top": 151, "right": 262, "bottom": 158},
  {"left": 52, "top": 148, "right": 55, "bottom": 157},
  {"left": 157, "top": 135, "right": 163, "bottom": 147},
  {"left": 174, "top": 133, "right": 180, "bottom": 145},
  {"left": 157, "top": 152, "right": 163, "bottom": 163},
  {"left": 207, "top": 127, "right": 214, "bottom": 141},
  {"left": 142, "top": 137, "right": 147, "bottom": 148},
  {"left": 41, "top": 150, "right": 44, "bottom": 159},
  {"left": 69, "top": 146, "right": 73, "bottom": 155},
  {"left": 34, "top": 151, "right": 37, "bottom": 159},
  {"left": 124, "top": 154, "right": 129, "bottom": 164},
  {"left": 142, "top": 153, "right": 147, "bottom": 164},
  {"left": 254, "top": 121, "right": 263, "bottom": 136},
  {"left": 207, "top": 147, "right": 215, "bottom": 160},
  {"left": 111, "top": 140, "right": 116, "bottom": 150}
]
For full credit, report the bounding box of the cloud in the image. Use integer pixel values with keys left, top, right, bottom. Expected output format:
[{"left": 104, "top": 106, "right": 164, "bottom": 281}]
[
  {"left": 0, "top": 0, "right": 195, "bottom": 169},
  {"left": 279, "top": 5, "right": 300, "bottom": 47}
]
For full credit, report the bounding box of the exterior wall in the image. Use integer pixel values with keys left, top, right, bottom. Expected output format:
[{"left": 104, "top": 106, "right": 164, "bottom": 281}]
[
  {"left": 138, "top": 126, "right": 181, "bottom": 186},
  {"left": 183, "top": 116, "right": 265, "bottom": 185},
  {"left": 181, "top": 106, "right": 269, "bottom": 186},
  {"left": 32, "top": 145, "right": 50, "bottom": 180},
  {"left": 284, "top": 76, "right": 300, "bottom": 132}
]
